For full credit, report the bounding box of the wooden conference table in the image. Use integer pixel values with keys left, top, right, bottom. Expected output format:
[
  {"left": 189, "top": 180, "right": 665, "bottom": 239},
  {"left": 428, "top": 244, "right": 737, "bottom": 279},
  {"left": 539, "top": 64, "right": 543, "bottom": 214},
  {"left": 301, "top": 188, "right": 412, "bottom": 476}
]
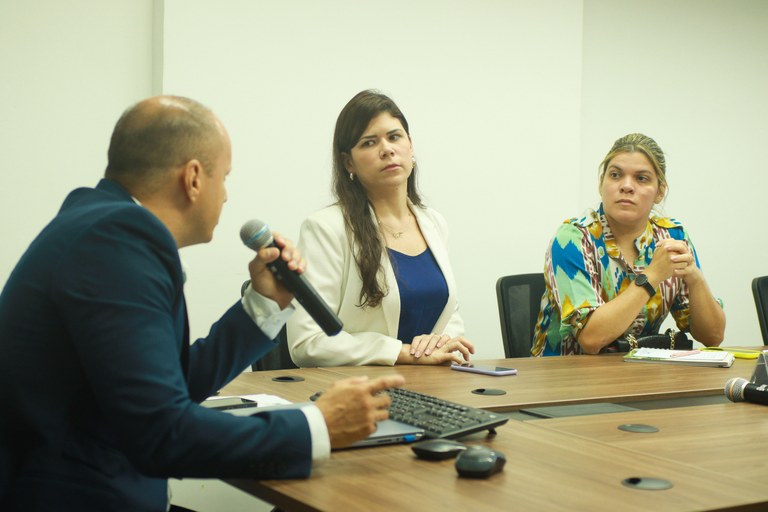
[
  {"left": 222, "top": 353, "right": 756, "bottom": 412},
  {"left": 529, "top": 402, "right": 768, "bottom": 483},
  {"left": 219, "top": 354, "right": 767, "bottom": 511}
]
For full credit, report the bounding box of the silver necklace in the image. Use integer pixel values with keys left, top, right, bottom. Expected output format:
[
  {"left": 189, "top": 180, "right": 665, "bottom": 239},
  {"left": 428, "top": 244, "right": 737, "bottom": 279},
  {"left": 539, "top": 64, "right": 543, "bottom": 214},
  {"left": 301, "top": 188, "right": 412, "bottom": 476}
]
[{"left": 377, "top": 213, "right": 412, "bottom": 239}]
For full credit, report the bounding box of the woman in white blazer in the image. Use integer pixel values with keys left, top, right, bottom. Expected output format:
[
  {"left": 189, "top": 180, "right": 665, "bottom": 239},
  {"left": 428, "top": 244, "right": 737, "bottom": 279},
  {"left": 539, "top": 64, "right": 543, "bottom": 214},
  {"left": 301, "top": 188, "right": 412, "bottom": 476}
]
[{"left": 287, "top": 90, "right": 474, "bottom": 367}]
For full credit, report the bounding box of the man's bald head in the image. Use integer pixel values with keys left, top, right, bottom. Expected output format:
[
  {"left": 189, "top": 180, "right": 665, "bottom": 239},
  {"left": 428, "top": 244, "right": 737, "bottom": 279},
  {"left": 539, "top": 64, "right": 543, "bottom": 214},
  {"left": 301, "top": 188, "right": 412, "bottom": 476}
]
[{"left": 105, "top": 96, "right": 225, "bottom": 194}]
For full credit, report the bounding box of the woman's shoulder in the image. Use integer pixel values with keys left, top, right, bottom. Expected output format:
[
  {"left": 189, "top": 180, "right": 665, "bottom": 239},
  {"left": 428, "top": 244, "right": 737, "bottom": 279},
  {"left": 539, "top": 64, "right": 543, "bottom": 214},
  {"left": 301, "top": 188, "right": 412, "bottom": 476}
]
[
  {"left": 413, "top": 203, "right": 444, "bottom": 221},
  {"left": 650, "top": 214, "right": 688, "bottom": 242},
  {"left": 547, "top": 209, "right": 603, "bottom": 247},
  {"left": 302, "top": 204, "right": 345, "bottom": 228},
  {"left": 412, "top": 203, "right": 450, "bottom": 234},
  {"left": 299, "top": 204, "right": 354, "bottom": 248},
  {"left": 650, "top": 214, "right": 684, "bottom": 230},
  {"left": 557, "top": 208, "right": 600, "bottom": 232}
]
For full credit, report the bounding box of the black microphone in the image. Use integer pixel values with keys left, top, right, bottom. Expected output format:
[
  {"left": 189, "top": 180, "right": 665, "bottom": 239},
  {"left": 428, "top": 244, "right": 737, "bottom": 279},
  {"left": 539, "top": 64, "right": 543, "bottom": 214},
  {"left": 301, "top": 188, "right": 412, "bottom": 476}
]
[
  {"left": 240, "top": 219, "right": 343, "bottom": 336},
  {"left": 724, "top": 377, "right": 768, "bottom": 406}
]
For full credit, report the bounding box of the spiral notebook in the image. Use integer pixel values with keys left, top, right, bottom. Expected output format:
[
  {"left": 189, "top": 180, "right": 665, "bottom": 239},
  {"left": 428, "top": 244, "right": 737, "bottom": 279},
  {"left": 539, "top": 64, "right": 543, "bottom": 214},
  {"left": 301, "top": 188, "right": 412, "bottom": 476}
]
[{"left": 624, "top": 348, "right": 735, "bottom": 367}]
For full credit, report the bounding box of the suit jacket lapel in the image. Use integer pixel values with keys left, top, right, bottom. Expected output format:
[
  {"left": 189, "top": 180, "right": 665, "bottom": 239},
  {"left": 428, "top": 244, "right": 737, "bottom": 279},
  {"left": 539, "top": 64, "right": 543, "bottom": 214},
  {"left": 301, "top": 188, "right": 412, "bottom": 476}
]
[{"left": 364, "top": 205, "right": 400, "bottom": 338}]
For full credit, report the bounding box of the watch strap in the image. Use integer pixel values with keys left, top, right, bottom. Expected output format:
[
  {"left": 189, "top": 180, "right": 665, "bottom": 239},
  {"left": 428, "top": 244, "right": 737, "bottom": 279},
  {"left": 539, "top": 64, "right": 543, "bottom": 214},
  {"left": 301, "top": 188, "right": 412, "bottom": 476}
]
[{"left": 635, "top": 274, "right": 656, "bottom": 299}]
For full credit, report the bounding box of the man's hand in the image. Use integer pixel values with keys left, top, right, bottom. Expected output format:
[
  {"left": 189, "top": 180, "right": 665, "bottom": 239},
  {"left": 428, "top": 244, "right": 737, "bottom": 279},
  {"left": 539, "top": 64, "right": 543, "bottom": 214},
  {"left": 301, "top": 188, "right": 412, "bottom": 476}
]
[
  {"left": 247, "top": 232, "right": 305, "bottom": 309},
  {"left": 314, "top": 374, "right": 406, "bottom": 449}
]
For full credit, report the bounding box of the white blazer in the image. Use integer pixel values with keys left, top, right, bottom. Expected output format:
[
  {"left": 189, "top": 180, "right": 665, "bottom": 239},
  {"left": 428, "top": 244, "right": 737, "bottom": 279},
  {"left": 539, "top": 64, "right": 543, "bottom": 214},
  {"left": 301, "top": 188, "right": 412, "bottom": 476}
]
[{"left": 287, "top": 203, "right": 465, "bottom": 367}]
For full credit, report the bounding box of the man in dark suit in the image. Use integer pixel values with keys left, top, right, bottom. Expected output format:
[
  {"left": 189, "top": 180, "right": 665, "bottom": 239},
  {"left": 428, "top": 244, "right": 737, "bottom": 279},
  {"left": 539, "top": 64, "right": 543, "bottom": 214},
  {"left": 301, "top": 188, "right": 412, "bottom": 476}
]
[{"left": 0, "top": 96, "right": 403, "bottom": 511}]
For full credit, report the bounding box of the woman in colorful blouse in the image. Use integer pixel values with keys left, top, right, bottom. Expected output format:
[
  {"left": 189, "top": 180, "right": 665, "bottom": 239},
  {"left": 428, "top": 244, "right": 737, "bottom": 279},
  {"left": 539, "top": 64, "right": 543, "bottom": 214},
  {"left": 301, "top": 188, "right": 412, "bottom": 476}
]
[{"left": 532, "top": 133, "right": 724, "bottom": 356}]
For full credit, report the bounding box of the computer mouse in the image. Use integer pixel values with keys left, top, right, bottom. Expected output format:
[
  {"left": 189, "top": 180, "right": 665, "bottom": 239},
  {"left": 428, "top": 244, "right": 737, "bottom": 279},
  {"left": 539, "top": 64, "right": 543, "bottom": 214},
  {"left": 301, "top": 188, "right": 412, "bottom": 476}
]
[
  {"left": 454, "top": 445, "right": 506, "bottom": 478},
  {"left": 411, "top": 439, "right": 467, "bottom": 461}
]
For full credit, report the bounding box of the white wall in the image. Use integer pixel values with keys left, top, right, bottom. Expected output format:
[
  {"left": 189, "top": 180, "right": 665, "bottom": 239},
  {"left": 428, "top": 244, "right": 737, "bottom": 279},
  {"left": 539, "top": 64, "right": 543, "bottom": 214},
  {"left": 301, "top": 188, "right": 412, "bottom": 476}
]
[
  {"left": 162, "top": 0, "right": 584, "bottom": 359},
  {"left": 0, "top": 2, "right": 267, "bottom": 510},
  {"left": 0, "top": 0, "right": 155, "bottom": 279},
  {"left": 2, "top": 1, "right": 766, "bottom": 361},
  {"left": 164, "top": 0, "right": 768, "bottom": 354},
  {"left": 2, "top": 1, "right": 766, "bottom": 511},
  {"left": 581, "top": 0, "right": 768, "bottom": 345}
]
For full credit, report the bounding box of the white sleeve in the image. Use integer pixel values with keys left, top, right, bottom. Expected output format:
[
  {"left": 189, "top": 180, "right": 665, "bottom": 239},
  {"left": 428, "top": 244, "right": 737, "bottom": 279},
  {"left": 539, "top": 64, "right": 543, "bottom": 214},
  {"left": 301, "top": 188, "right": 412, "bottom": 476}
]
[
  {"left": 298, "top": 404, "right": 330, "bottom": 464},
  {"left": 287, "top": 213, "right": 402, "bottom": 367},
  {"left": 240, "top": 285, "right": 294, "bottom": 339}
]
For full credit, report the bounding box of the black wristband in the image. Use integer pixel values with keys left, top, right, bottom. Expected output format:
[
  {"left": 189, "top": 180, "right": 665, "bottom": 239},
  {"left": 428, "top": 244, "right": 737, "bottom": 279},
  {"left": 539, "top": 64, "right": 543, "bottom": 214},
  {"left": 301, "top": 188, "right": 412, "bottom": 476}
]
[{"left": 635, "top": 273, "right": 656, "bottom": 299}]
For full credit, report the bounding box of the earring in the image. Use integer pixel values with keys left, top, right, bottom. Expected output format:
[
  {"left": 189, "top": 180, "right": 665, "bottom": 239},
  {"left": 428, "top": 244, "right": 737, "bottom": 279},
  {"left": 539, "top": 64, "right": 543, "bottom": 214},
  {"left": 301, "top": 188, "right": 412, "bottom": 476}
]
[
  {"left": 411, "top": 156, "right": 416, "bottom": 170},
  {"left": 349, "top": 172, "right": 354, "bottom": 181}
]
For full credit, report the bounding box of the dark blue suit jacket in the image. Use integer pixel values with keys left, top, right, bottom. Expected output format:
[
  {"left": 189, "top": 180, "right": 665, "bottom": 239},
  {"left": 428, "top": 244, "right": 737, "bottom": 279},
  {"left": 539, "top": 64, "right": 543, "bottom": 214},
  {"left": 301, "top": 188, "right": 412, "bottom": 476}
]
[{"left": 0, "top": 179, "right": 312, "bottom": 511}]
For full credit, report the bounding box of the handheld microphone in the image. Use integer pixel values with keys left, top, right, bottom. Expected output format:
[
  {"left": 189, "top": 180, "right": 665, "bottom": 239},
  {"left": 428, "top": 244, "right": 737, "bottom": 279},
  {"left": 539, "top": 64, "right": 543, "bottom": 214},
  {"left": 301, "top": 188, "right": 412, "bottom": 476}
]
[
  {"left": 240, "top": 219, "right": 343, "bottom": 336},
  {"left": 724, "top": 377, "right": 768, "bottom": 406}
]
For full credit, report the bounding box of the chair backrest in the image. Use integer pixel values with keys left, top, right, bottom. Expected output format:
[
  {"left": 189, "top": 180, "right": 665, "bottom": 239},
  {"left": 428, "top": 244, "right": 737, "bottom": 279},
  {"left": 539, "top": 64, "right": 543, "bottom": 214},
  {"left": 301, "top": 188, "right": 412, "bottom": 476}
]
[
  {"left": 252, "top": 326, "right": 298, "bottom": 371},
  {"left": 241, "top": 280, "right": 298, "bottom": 370},
  {"left": 495, "top": 273, "right": 546, "bottom": 358},
  {"left": 752, "top": 276, "right": 768, "bottom": 345}
]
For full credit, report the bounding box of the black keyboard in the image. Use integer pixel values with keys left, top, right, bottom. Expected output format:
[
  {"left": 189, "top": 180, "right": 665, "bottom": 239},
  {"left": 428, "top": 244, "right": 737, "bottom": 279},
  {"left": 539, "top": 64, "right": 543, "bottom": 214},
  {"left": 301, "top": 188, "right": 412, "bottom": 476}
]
[{"left": 386, "top": 387, "right": 508, "bottom": 439}]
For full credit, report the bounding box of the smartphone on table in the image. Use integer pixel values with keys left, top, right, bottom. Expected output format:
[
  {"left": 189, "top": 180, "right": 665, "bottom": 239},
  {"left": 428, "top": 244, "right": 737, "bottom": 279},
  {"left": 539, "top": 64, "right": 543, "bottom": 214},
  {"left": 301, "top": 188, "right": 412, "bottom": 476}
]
[
  {"left": 450, "top": 363, "right": 518, "bottom": 376},
  {"left": 201, "top": 397, "right": 258, "bottom": 410}
]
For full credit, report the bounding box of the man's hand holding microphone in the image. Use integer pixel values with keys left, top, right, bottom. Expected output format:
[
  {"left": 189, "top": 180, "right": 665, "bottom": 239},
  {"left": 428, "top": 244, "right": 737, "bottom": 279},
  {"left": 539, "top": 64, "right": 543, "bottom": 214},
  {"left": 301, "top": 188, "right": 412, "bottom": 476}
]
[{"left": 242, "top": 219, "right": 404, "bottom": 448}]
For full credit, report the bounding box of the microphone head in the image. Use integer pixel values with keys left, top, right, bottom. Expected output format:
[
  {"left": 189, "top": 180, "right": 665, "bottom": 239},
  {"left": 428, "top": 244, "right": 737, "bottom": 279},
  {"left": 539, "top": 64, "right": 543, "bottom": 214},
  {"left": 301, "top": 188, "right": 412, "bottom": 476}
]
[
  {"left": 724, "top": 377, "right": 749, "bottom": 402},
  {"left": 240, "top": 219, "right": 274, "bottom": 250}
]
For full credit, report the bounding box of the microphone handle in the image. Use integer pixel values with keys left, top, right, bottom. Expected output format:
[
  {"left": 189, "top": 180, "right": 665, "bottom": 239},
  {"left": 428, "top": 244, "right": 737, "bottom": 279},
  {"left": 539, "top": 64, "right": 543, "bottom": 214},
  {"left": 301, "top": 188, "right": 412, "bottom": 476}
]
[
  {"left": 743, "top": 383, "right": 768, "bottom": 406},
  {"left": 266, "top": 254, "right": 343, "bottom": 336}
]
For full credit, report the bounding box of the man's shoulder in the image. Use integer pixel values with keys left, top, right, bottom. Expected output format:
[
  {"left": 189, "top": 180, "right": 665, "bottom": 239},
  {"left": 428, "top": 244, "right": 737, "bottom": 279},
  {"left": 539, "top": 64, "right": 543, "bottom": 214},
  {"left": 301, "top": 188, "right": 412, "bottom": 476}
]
[
  {"left": 51, "top": 183, "right": 174, "bottom": 255},
  {"left": 60, "top": 178, "right": 131, "bottom": 208},
  {"left": 61, "top": 180, "right": 160, "bottom": 226}
]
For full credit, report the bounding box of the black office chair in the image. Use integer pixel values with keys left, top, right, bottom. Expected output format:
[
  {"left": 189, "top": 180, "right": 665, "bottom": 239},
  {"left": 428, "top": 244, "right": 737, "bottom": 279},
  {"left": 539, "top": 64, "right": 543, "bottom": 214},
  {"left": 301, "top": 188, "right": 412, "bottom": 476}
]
[
  {"left": 241, "top": 280, "right": 298, "bottom": 370},
  {"left": 495, "top": 273, "right": 546, "bottom": 358},
  {"left": 752, "top": 276, "right": 768, "bottom": 345}
]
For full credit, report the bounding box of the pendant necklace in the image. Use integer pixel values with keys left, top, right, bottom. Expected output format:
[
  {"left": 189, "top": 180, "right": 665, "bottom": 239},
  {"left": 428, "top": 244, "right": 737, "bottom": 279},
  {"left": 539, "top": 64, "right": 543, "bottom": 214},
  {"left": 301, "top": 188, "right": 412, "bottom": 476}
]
[{"left": 377, "top": 212, "right": 412, "bottom": 239}]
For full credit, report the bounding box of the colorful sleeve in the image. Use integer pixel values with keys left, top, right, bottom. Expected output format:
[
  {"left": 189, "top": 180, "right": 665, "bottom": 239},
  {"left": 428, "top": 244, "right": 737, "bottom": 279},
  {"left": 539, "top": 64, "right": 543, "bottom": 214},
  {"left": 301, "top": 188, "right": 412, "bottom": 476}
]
[
  {"left": 548, "top": 222, "right": 603, "bottom": 340},
  {"left": 669, "top": 225, "right": 724, "bottom": 329}
]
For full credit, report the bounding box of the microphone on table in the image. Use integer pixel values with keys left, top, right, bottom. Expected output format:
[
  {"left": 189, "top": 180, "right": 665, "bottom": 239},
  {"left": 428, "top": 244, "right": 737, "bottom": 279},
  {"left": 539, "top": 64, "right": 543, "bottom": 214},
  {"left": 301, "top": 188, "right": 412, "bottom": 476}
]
[
  {"left": 724, "top": 377, "right": 768, "bottom": 406},
  {"left": 240, "top": 219, "right": 343, "bottom": 336}
]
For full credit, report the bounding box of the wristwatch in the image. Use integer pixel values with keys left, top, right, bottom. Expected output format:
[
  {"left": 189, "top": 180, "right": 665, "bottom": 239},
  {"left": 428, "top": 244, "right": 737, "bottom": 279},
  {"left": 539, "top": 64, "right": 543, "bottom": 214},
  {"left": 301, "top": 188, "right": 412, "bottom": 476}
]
[{"left": 635, "top": 273, "right": 656, "bottom": 299}]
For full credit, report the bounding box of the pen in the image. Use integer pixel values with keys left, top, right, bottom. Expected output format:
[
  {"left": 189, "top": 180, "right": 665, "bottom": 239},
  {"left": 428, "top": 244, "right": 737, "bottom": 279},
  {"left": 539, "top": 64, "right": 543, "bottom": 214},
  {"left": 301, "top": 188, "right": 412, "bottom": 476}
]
[{"left": 669, "top": 350, "right": 701, "bottom": 358}]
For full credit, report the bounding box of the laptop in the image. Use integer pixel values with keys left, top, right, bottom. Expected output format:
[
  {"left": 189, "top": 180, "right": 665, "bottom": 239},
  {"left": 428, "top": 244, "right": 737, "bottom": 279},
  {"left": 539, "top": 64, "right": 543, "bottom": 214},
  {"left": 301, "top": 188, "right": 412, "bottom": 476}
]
[
  {"left": 209, "top": 397, "right": 424, "bottom": 449},
  {"left": 347, "top": 419, "right": 424, "bottom": 449}
]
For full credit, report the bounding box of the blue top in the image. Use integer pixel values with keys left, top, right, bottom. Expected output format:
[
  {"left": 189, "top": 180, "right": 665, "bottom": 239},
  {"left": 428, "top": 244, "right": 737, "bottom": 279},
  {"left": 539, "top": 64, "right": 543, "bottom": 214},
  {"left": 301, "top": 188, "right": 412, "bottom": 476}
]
[{"left": 388, "top": 247, "right": 449, "bottom": 343}]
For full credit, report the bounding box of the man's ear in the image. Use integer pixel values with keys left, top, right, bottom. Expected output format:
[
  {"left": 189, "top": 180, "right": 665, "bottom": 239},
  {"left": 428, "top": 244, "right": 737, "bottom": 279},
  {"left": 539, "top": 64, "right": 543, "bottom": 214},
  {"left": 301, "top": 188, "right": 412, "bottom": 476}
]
[{"left": 182, "top": 160, "right": 203, "bottom": 202}]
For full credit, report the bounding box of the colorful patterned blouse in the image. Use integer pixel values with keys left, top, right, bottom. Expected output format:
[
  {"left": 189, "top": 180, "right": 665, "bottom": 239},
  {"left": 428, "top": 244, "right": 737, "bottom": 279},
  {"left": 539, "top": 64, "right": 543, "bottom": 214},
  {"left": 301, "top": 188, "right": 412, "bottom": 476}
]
[{"left": 531, "top": 204, "right": 715, "bottom": 356}]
